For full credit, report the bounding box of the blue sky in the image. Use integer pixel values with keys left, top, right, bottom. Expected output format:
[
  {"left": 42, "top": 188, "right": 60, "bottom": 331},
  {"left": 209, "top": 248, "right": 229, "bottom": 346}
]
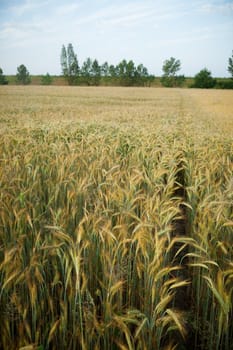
[{"left": 0, "top": 0, "right": 232, "bottom": 76}]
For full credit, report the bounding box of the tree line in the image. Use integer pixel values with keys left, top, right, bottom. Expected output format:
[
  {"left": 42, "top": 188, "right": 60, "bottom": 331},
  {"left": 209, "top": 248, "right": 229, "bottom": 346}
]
[
  {"left": 60, "top": 44, "right": 233, "bottom": 88},
  {"left": 1, "top": 45, "right": 233, "bottom": 88},
  {"left": 60, "top": 43, "right": 153, "bottom": 87}
]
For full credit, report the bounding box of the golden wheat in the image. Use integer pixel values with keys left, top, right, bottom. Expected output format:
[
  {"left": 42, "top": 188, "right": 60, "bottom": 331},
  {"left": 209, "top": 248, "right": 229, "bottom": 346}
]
[{"left": 0, "top": 86, "right": 232, "bottom": 349}]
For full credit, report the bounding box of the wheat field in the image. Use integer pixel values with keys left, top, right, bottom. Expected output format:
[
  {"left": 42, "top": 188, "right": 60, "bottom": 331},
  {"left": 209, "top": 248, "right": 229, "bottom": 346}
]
[{"left": 0, "top": 86, "right": 232, "bottom": 350}]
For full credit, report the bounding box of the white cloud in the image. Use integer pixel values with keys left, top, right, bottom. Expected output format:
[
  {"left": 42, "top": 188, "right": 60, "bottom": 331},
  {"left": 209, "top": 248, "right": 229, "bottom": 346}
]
[
  {"left": 101, "top": 11, "right": 152, "bottom": 27},
  {"left": 74, "top": 3, "right": 151, "bottom": 26},
  {"left": 200, "top": 1, "right": 233, "bottom": 14},
  {"left": 0, "top": 22, "right": 42, "bottom": 40},
  {"left": 55, "top": 3, "right": 82, "bottom": 16},
  {"left": 9, "top": 0, "right": 50, "bottom": 16},
  {"left": 160, "top": 32, "right": 211, "bottom": 46},
  {"left": 74, "top": 1, "right": 192, "bottom": 30}
]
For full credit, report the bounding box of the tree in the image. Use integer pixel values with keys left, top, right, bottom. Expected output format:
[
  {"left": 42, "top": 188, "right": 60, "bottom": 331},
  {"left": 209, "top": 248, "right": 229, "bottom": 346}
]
[
  {"left": 135, "top": 64, "right": 150, "bottom": 86},
  {"left": 125, "top": 60, "right": 136, "bottom": 86},
  {"left": 108, "top": 64, "right": 118, "bottom": 85},
  {"left": 79, "top": 58, "right": 101, "bottom": 86},
  {"left": 16, "top": 64, "right": 31, "bottom": 85},
  {"left": 80, "top": 57, "right": 92, "bottom": 85},
  {"left": 116, "top": 59, "right": 127, "bottom": 85},
  {"left": 228, "top": 51, "right": 233, "bottom": 78},
  {"left": 0, "top": 68, "right": 8, "bottom": 85},
  {"left": 61, "top": 45, "right": 68, "bottom": 77},
  {"left": 91, "top": 59, "right": 101, "bottom": 85},
  {"left": 116, "top": 59, "right": 136, "bottom": 86},
  {"left": 100, "top": 61, "right": 110, "bottom": 85},
  {"left": 101, "top": 62, "right": 109, "bottom": 77},
  {"left": 193, "top": 68, "right": 216, "bottom": 88},
  {"left": 116, "top": 59, "right": 146, "bottom": 86},
  {"left": 41, "top": 73, "right": 53, "bottom": 85},
  {"left": 161, "top": 57, "right": 184, "bottom": 87},
  {"left": 109, "top": 64, "right": 116, "bottom": 77},
  {"left": 60, "top": 43, "right": 79, "bottom": 85}
]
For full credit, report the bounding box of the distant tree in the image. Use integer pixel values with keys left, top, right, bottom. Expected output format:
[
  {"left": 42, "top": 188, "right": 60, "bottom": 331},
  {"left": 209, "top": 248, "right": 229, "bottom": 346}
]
[
  {"left": 116, "top": 59, "right": 136, "bottom": 86},
  {"left": 228, "top": 51, "right": 233, "bottom": 78},
  {"left": 100, "top": 61, "right": 110, "bottom": 84},
  {"left": 61, "top": 45, "right": 68, "bottom": 77},
  {"left": 163, "top": 57, "right": 181, "bottom": 75},
  {"left": 193, "top": 68, "right": 216, "bottom": 88},
  {"left": 104, "top": 60, "right": 151, "bottom": 86},
  {"left": 147, "top": 75, "right": 155, "bottom": 87},
  {"left": 0, "top": 67, "right": 8, "bottom": 85},
  {"left": 91, "top": 59, "right": 101, "bottom": 85},
  {"left": 108, "top": 64, "right": 118, "bottom": 84},
  {"left": 60, "top": 43, "right": 79, "bottom": 85},
  {"left": 16, "top": 64, "right": 31, "bottom": 85},
  {"left": 79, "top": 58, "right": 101, "bottom": 85},
  {"left": 135, "top": 64, "right": 149, "bottom": 86},
  {"left": 59, "top": 53, "right": 152, "bottom": 86},
  {"left": 116, "top": 59, "right": 149, "bottom": 86},
  {"left": 109, "top": 64, "right": 118, "bottom": 84},
  {"left": 109, "top": 64, "right": 117, "bottom": 78},
  {"left": 41, "top": 73, "right": 53, "bottom": 85},
  {"left": 116, "top": 59, "right": 126, "bottom": 85},
  {"left": 101, "top": 62, "right": 109, "bottom": 77},
  {"left": 125, "top": 60, "right": 136, "bottom": 86},
  {"left": 80, "top": 57, "right": 92, "bottom": 85},
  {"left": 215, "top": 79, "right": 233, "bottom": 89},
  {"left": 161, "top": 57, "right": 184, "bottom": 87}
]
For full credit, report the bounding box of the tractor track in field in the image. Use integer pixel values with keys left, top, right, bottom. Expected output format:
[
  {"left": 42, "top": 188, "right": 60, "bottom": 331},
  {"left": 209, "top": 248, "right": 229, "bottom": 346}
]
[{"left": 171, "top": 159, "right": 197, "bottom": 348}]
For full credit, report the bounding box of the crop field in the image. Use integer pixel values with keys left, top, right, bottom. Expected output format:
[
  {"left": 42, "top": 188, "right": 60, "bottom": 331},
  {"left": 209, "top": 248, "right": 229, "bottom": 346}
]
[{"left": 0, "top": 86, "right": 233, "bottom": 350}]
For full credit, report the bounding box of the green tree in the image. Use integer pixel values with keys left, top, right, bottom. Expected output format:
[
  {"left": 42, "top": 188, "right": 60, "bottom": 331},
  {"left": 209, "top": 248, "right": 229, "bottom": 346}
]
[
  {"left": 100, "top": 61, "right": 110, "bottom": 85},
  {"left": 193, "top": 68, "right": 216, "bottom": 88},
  {"left": 91, "top": 59, "right": 101, "bottom": 85},
  {"left": 0, "top": 68, "right": 8, "bottom": 85},
  {"left": 101, "top": 62, "right": 109, "bottom": 77},
  {"left": 109, "top": 64, "right": 116, "bottom": 77},
  {"left": 125, "top": 60, "right": 136, "bottom": 86},
  {"left": 117, "top": 60, "right": 128, "bottom": 85},
  {"left": 116, "top": 59, "right": 137, "bottom": 86},
  {"left": 16, "top": 64, "right": 31, "bottom": 85},
  {"left": 108, "top": 64, "right": 118, "bottom": 84},
  {"left": 135, "top": 64, "right": 149, "bottom": 86},
  {"left": 41, "top": 73, "right": 53, "bottom": 85},
  {"left": 103, "top": 60, "right": 151, "bottom": 86},
  {"left": 228, "top": 51, "right": 233, "bottom": 78},
  {"left": 80, "top": 58, "right": 101, "bottom": 85},
  {"left": 61, "top": 45, "right": 68, "bottom": 77},
  {"left": 161, "top": 57, "right": 184, "bottom": 87},
  {"left": 116, "top": 59, "right": 127, "bottom": 84},
  {"left": 60, "top": 43, "right": 79, "bottom": 85},
  {"left": 80, "top": 57, "right": 92, "bottom": 85}
]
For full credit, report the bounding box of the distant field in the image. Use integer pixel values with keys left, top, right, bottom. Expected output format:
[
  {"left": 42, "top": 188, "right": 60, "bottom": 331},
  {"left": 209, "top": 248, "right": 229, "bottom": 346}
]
[
  {"left": 1, "top": 86, "right": 233, "bottom": 131},
  {"left": 5, "top": 75, "right": 232, "bottom": 88},
  {"left": 6, "top": 75, "right": 195, "bottom": 87},
  {"left": 0, "top": 86, "right": 232, "bottom": 350}
]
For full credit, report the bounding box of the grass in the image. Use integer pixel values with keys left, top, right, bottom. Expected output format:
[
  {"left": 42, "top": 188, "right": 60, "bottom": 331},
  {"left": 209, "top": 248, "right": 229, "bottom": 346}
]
[
  {"left": 5, "top": 76, "right": 194, "bottom": 87},
  {"left": 0, "top": 86, "right": 232, "bottom": 349}
]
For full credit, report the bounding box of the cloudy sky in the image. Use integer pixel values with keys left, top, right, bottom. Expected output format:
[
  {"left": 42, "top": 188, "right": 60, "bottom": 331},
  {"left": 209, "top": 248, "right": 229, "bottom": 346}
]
[{"left": 0, "top": 0, "right": 233, "bottom": 77}]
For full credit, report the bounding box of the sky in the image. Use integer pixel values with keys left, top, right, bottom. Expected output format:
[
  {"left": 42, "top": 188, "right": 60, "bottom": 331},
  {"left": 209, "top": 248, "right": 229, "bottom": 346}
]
[{"left": 0, "top": 0, "right": 233, "bottom": 77}]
